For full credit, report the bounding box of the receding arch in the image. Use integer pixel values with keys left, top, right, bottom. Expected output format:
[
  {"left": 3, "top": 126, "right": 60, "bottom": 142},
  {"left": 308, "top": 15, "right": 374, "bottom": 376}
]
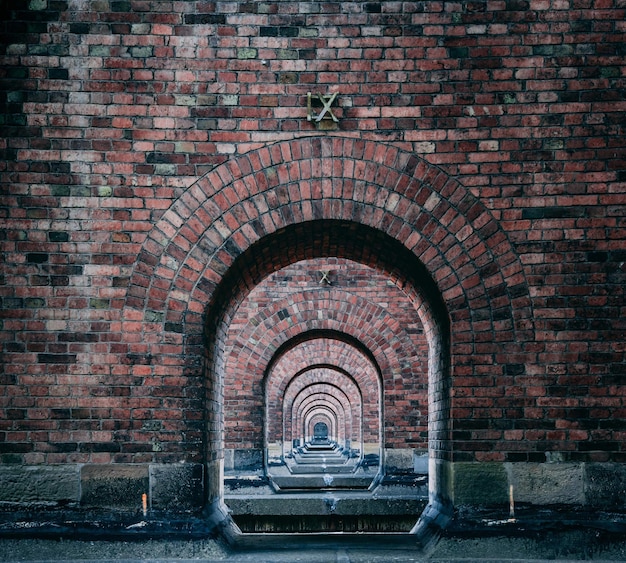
[
  {"left": 222, "top": 284, "right": 427, "bottom": 456},
  {"left": 303, "top": 405, "right": 340, "bottom": 443},
  {"left": 122, "top": 137, "right": 534, "bottom": 539},
  {"left": 313, "top": 421, "right": 330, "bottom": 441},
  {"left": 286, "top": 377, "right": 359, "bottom": 449},
  {"left": 293, "top": 386, "right": 351, "bottom": 445}
]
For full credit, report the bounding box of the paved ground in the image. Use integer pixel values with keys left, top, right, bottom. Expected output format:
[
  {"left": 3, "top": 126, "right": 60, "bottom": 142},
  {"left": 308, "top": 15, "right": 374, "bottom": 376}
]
[{"left": 2, "top": 537, "right": 626, "bottom": 562}]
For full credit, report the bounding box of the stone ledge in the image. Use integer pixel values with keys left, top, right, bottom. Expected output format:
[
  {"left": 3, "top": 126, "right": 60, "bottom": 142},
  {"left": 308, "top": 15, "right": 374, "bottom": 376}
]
[
  {"left": 0, "top": 464, "right": 205, "bottom": 513},
  {"left": 0, "top": 466, "right": 80, "bottom": 506},
  {"left": 450, "top": 461, "right": 626, "bottom": 509}
]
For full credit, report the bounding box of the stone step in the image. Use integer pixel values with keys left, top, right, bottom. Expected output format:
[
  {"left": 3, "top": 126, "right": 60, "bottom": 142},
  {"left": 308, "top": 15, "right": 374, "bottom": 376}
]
[
  {"left": 288, "top": 464, "right": 356, "bottom": 474},
  {"left": 225, "top": 490, "right": 428, "bottom": 533},
  {"left": 293, "top": 455, "right": 347, "bottom": 464},
  {"left": 269, "top": 474, "right": 375, "bottom": 488}
]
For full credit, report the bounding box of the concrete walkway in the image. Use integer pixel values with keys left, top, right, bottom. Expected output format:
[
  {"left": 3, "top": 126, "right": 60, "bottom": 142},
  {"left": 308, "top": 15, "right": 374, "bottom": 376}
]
[{"left": 2, "top": 537, "right": 626, "bottom": 562}]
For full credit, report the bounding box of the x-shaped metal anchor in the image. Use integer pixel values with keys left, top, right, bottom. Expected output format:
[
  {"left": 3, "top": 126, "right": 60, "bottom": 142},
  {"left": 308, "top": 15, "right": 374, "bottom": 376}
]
[
  {"left": 307, "top": 92, "right": 339, "bottom": 123},
  {"left": 319, "top": 270, "right": 331, "bottom": 285}
]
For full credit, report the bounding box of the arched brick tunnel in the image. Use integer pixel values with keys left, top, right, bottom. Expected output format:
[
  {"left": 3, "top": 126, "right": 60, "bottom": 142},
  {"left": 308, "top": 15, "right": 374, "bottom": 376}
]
[
  {"left": 223, "top": 258, "right": 428, "bottom": 477},
  {"left": 123, "top": 137, "right": 532, "bottom": 536},
  {"left": 2, "top": 0, "right": 624, "bottom": 552}
]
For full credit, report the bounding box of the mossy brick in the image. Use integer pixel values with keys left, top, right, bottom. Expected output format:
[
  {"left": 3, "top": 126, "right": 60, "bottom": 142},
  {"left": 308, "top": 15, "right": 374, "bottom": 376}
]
[
  {"left": 130, "top": 46, "right": 153, "bottom": 58},
  {"left": 279, "top": 73, "right": 299, "bottom": 84},
  {"left": 600, "top": 66, "right": 620, "bottom": 78},
  {"left": 51, "top": 275, "right": 69, "bottom": 286},
  {"left": 48, "top": 68, "right": 68, "bottom": 80},
  {"left": 449, "top": 47, "right": 469, "bottom": 58},
  {"left": 145, "top": 310, "right": 165, "bottom": 322},
  {"left": 277, "top": 49, "right": 298, "bottom": 59},
  {"left": 69, "top": 22, "right": 90, "bottom": 34},
  {"left": 237, "top": 48, "right": 257, "bottom": 59},
  {"left": 70, "top": 186, "right": 91, "bottom": 197},
  {"left": 51, "top": 185, "right": 71, "bottom": 196},
  {"left": 543, "top": 139, "right": 564, "bottom": 150},
  {"left": 164, "top": 322, "right": 183, "bottom": 333},
  {"left": 111, "top": 0, "right": 131, "bottom": 11},
  {"left": 154, "top": 164, "right": 177, "bottom": 175},
  {"left": 197, "top": 118, "right": 218, "bottom": 129},
  {"left": 89, "top": 298, "right": 110, "bottom": 309},
  {"left": 131, "top": 23, "right": 151, "bottom": 34},
  {"left": 532, "top": 44, "right": 574, "bottom": 56},
  {"left": 197, "top": 95, "right": 218, "bottom": 105},
  {"left": 27, "top": 253, "right": 48, "bottom": 264},
  {"left": 29, "top": 276, "right": 50, "bottom": 285},
  {"left": 38, "top": 354, "right": 77, "bottom": 363},
  {"left": 89, "top": 46, "right": 114, "bottom": 57},
  {"left": 222, "top": 94, "right": 238, "bottom": 106},
  {"left": 299, "top": 27, "right": 318, "bottom": 38},
  {"left": 183, "top": 14, "right": 226, "bottom": 24},
  {"left": 174, "top": 95, "right": 196, "bottom": 106},
  {"left": 49, "top": 231, "right": 69, "bottom": 242}
]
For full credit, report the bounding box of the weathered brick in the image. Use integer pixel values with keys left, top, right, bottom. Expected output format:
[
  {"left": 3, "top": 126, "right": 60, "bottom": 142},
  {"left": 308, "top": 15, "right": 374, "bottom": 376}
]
[{"left": 0, "top": 0, "right": 624, "bottom": 522}]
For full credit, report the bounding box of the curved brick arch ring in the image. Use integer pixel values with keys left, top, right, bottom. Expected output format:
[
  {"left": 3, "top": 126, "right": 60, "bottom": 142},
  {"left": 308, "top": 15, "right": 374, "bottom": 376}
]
[
  {"left": 265, "top": 339, "right": 379, "bottom": 443},
  {"left": 298, "top": 396, "right": 347, "bottom": 446},
  {"left": 310, "top": 416, "right": 333, "bottom": 442},
  {"left": 290, "top": 381, "right": 356, "bottom": 447},
  {"left": 306, "top": 410, "right": 336, "bottom": 443},
  {"left": 265, "top": 337, "right": 380, "bottom": 433},
  {"left": 243, "top": 304, "right": 390, "bottom": 450},
  {"left": 268, "top": 347, "right": 374, "bottom": 459},
  {"left": 126, "top": 136, "right": 532, "bottom": 348}
]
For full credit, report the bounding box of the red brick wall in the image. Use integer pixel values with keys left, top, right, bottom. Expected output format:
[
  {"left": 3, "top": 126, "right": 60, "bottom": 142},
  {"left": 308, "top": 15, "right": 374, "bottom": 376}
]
[{"left": 1, "top": 0, "right": 625, "bottom": 508}]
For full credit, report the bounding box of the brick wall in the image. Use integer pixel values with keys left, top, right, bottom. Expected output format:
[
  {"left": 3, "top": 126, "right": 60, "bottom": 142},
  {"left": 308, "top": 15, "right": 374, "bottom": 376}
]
[{"left": 1, "top": 0, "right": 625, "bottom": 516}]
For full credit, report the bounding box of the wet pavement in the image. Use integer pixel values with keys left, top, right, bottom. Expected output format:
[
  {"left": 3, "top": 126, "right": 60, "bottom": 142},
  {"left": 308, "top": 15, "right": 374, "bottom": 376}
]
[
  {"left": 2, "top": 536, "right": 626, "bottom": 562},
  {"left": 2, "top": 504, "right": 626, "bottom": 562}
]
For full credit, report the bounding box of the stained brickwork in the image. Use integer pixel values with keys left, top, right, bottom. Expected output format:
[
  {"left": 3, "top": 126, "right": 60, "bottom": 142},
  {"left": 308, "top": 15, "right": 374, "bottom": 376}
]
[{"left": 1, "top": 0, "right": 625, "bottom": 518}]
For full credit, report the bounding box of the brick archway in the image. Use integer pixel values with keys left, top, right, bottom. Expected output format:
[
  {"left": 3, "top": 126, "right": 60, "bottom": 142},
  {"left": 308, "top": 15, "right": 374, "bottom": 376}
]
[
  {"left": 266, "top": 339, "right": 377, "bottom": 447},
  {"left": 291, "top": 383, "right": 353, "bottom": 446},
  {"left": 127, "top": 137, "right": 531, "bottom": 344},
  {"left": 281, "top": 368, "right": 363, "bottom": 453},
  {"left": 123, "top": 136, "right": 533, "bottom": 535},
  {"left": 223, "top": 290, "right": 425, "bottom": 455}
]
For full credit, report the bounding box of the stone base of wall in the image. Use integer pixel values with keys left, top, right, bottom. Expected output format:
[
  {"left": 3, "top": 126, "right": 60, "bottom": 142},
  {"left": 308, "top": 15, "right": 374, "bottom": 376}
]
[
  {"left": 450, "top": 461, "right": 626, "bottom": 510},
  {"left": 0, "top": 464, "right": 205, "bottom": 513},
  {"left": 223, "top": 449, "right": 263, "bottom": 472},
  {"left": 384, "top": 449, "right": 429, "bottom": 474},
  {"left": 1, "top": 461, "right": 625, "bottom": 514}
]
